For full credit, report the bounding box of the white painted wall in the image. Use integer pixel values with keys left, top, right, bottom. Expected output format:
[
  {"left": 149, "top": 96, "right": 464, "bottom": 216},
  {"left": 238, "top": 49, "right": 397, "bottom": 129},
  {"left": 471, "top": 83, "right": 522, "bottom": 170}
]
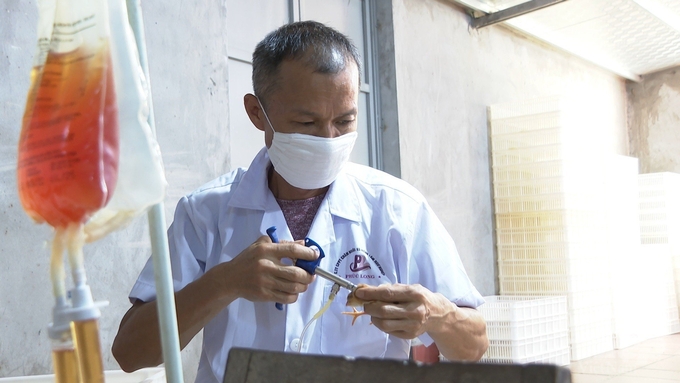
[
  {"left": 389, "top": 0, "right": 629, "bottom": 295},
  {"left": 628, "top": 66, "right": 680, "bottom": 174}
]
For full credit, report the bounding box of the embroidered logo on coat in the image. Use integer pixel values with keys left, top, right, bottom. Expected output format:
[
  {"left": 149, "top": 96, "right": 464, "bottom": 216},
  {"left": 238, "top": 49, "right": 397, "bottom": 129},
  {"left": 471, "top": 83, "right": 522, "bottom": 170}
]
[
  {"left": 349, "top": 254, "right": 371, "bottom": 272},
  {"left": 334, "top": 248, "right": 386, "bottom": 280}
]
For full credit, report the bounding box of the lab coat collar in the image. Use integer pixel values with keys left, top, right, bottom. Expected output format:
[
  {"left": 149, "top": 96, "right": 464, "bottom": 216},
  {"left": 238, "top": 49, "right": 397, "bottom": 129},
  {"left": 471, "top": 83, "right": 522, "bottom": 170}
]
[
  {"left": 228, "top": 147, "right": 272, "bottom": 211},
  {"left": 228, "top": 146, "right": 362, "bottom": 223},
  {"left": 325, "top": 166, "right": 362, "bottom": 224}
]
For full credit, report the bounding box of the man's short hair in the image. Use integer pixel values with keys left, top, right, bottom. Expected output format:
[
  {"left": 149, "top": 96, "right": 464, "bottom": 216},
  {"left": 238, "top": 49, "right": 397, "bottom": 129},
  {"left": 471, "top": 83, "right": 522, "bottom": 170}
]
[{"left": 252, "top": 21, "right": 362, "bottom": 105}]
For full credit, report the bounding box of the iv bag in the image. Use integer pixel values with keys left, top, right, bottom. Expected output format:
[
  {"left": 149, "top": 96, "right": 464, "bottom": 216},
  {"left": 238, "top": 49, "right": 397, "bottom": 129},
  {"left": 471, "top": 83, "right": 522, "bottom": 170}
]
[
  {"left": 84, "top": 0, "right": 167, "bottom": 242},
  {"left": 17, "top": 0, "right": 119, "bottom": 228}
]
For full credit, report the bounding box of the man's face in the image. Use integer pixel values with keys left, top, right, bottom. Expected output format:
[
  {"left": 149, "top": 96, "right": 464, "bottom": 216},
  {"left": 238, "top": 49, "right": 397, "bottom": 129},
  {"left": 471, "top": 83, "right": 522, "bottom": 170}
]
[{"left": 261, "top": 59, "right": 360, "bottom": 147}]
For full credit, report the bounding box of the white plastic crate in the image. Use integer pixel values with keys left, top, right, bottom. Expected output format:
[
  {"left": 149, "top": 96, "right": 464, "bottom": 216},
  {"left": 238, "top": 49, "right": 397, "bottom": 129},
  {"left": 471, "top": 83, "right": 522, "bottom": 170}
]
[
  {"left": 604, "top": 155, "right": 642, "bottom": 248},
  {"left": 491, "top": 128, "right": 566, "bottom": 152},
  {"left": 567, "top": 303, "right": 614, "bottom": 361},
  {"left": 498, "top": 290, "right": 610, "bottom": 310},
  {"left": 492, "top": 144, "right": 566, "bottom": 166},
  {"left": 482, "top": 348, "right": 570, "bottom": 366},
  {"left": 498, "top": 259, "right": 569, "bottom": 279},
  {"left": 495, "top": 211, "right": 605, "bottom": 235},
  {"left": 482, "top": 331, "right": 569, "bottom": 363},
  {"left": 494, "top": 193, "right": 604, "bottom": 214},
  {"left": 639, "top": 212, "right": 680, "bottom": 229},
  {"left": 490, "top": 127, "right": 601, "bottom": 153},
  {"left": 639, "top": 199, "right": 678, "bottom": 212},
  {"left": 639, "top": 172, "right": 680, "bottom": 191},
  {"left": 567, "top": 292, "right": 612, "bottom": 314},
  {"left": 491, "top": 144, "right": 603, "bottom": 167},
  {"left": 501, "top": 294, "right": 612, "bottom": 325},
  {"left": 641, "top": 236, "right": 674, "bottom": 245},
  {"left": 499, "top": 274, "right": 610, "bottom": 296},
  {"left": 496, "top": 243, "right": 606, "bottom": 262},
  {"left": 496, "top": 226, "right": 602, "bottom": 245},
  {"left": 492, "top": 159, "right": 597, "bottom": 183},
  {"left": 479, "top": 296, "right": 567, "bottom": 322},
  {"left": 486, "top": 315, "right": 568, "bottom": 341},
  {"left": 639, "top": 172, "right": 680, "bottom": 245},
  {"left": 498, "top": 257, "right": 609, "bottom": 277},
  {"left": 569, "top": 318, "right": 612, "bottom": 343},
  {"left": 489, "top": 111, "right": 563, "bottom": 136},
  {"left": 570, "top": 335, "right": 614, "bottom": 361},
  {"left": 493, "top": 177, "right": 604, "bottom": 199}
]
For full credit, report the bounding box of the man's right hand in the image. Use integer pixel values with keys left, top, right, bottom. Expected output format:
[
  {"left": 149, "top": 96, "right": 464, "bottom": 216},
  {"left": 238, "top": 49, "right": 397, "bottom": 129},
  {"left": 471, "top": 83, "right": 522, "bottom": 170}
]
[
  {"left": 112, "top": 234, "right": 319, "bottom": 372},
  {"left": 206, "top": 235, "right": 318, "bottom": 304}
]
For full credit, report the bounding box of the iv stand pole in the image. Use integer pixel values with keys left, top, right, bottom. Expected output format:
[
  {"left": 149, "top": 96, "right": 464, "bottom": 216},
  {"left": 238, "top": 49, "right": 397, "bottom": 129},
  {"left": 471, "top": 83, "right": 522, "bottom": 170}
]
[{"left": 124, "top": 1, "right": 184, "bottom": 382}]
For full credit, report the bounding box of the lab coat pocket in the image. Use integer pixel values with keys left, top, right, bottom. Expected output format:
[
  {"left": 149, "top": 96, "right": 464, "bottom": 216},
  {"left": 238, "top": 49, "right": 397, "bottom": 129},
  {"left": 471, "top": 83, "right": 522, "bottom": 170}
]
[{"left": 319, "top": 284, "right": 388, "bottom": 357}]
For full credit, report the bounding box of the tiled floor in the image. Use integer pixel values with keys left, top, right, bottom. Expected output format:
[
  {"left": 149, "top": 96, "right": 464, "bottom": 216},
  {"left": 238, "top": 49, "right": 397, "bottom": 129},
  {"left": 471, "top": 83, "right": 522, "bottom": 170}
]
[{"left": 570, "top": 334, "right": 680, "bottom": 382}]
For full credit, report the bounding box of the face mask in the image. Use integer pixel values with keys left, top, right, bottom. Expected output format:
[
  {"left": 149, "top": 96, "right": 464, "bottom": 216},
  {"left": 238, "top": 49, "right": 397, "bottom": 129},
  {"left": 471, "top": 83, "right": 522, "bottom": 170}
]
[{"left": 258, "top": 98, "right": 358, "bottom": 190}]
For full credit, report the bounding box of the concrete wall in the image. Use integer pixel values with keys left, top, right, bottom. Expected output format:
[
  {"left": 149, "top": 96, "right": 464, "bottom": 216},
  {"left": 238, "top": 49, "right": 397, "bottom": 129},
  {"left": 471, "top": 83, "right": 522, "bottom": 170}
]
[
  {"left": 1, "top": 0, "right": 229, "bottom": 381},
  {"left": 389, "top": 0, "right": 629, "bottom": 295},
  {"left": 627, "top": 66, "right": 680, "bottom": 174}
]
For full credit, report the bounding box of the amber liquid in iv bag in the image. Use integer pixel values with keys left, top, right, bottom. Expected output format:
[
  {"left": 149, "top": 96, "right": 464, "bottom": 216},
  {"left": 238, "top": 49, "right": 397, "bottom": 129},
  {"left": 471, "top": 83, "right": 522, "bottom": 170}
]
[{"left": 17, "top": 44, "right": 119, "bottom": 228}]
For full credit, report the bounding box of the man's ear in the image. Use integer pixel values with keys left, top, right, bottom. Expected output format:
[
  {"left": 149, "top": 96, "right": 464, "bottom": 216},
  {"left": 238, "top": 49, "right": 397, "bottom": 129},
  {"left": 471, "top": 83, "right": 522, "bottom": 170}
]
[{"left": 244, "top": 93, "right": 266, "bottom": 132}]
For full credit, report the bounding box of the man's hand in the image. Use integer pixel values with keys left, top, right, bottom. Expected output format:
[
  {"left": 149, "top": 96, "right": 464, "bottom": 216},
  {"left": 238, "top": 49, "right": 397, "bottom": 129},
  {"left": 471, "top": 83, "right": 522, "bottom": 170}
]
[
  {"left": 113, "top": 235, "right": 319, "bottom": 372},
  {"left": 355, "top": 283, "right": 447, "bottom": 339},
  {"left": 355, "top": 283, "right": 488, "bottom": 361},
  {"left": 207, "top": 235, "right": 318, "bottom": 304}
]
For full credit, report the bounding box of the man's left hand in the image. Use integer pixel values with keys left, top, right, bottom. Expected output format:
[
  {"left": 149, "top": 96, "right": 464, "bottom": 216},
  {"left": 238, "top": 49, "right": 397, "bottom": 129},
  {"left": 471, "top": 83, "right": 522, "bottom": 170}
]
[{"left": 354, "top": 283, "right": 453, "bottom": 340}]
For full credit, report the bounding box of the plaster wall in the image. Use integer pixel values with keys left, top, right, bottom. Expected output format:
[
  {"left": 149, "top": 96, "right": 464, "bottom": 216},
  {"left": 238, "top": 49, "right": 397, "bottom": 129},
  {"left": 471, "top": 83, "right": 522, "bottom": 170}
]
[
  {"left": 390, "top": 0, "right": 629, "bottom": 295},
  {"left": 627, "top": 66, "right": 680, "bottom": 174},
  {"left": 1, "top": 0, "right": 229, "bottom": 381}
]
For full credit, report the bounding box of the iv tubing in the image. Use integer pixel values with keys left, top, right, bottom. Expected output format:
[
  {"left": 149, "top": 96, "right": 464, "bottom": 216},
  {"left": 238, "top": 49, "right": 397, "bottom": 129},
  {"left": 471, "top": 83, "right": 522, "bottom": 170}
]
[
  {"left": 65, "top": 223, "right": 106, "bottom": 383},
  {"left": 66, "top": 224, "right": 86, "bottom": 288},
  {"left": 297, "top": 284, "right": 340, "bottom": 352},
  {"left": 50, "top": 228, "right": 67, "bottom": 299},
  {"left": 126, "top": 1, "right": 184, "bottom": 382},
  {"left": 50, "top": 229, "right": 79, "bottom": 383}
]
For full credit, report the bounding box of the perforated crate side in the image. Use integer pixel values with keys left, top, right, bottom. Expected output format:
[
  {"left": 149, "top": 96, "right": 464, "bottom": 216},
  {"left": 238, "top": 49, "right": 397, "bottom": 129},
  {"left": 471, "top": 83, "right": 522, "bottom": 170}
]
[
  {"left": 481, "top": 349, "right": 570, "bottom": 366},
  {"left": 496, "top": 243, "right": 606, "bottom": 262},
  {"left": 489, "top": 111, "right": 563, "bottom": 136},
  {"left": 494, "top": 193, "right": 605, "bottom": 214},
  {"left": 482, "top": 331, "right": 569, "bottom": 362},
  {"left": 496, "top": 210, "right": 606, "bottom": 230},
  {"left": 499, "top": 269, "right": 611, "bottom": 295},
  {"left": 492, "top": 144, "right": 567, "bottom": 166},
  {"left": 479, "top": 296, "right": 567, "bottom": 322},
  {"left": 485, "top": 315, "right": 569, "bottom": 341},
  {"left": 492, "top": 159, "right": 598, "bottom": 183},
  {"left": 570, "top": 335, "right": 614, "bottom": 361},
  {"left": 496, "top": 226, "right": 604, "bottom": 245}
]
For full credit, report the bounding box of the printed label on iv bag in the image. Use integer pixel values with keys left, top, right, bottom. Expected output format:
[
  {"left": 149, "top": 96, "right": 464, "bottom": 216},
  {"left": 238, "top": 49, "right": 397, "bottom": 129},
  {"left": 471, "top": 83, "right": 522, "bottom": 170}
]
[{"left": 17, "top": 0, "right": 119, "bottom": 228}]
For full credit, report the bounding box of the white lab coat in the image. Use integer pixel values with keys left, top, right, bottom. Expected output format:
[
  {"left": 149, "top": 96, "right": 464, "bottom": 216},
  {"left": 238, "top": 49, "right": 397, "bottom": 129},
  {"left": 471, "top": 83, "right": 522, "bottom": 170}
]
[{"left": 130, "top": 148, "right": 484, "bottom": 383}]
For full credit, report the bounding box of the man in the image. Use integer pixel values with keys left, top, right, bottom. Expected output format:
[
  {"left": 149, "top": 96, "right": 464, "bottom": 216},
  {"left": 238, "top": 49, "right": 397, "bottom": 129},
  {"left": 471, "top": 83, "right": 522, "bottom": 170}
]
[{"left": 112, "top": 21, "right": 488, "bottom": 383}]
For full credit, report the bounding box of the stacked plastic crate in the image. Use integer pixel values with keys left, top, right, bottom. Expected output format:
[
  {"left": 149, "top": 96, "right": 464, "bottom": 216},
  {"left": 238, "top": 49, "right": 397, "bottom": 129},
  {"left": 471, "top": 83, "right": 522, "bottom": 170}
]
[
  {"left": 489, "top": 97, "right": 614, "bottom": 361},
  {"left": 605, "top": 156, "right": 645, "bottom": 349},
  {"left": 638, "top": 173, "right": 680, "bottom": 337},
  {"left": 480, "top": 296, "right": 569, "bottom": 365}
]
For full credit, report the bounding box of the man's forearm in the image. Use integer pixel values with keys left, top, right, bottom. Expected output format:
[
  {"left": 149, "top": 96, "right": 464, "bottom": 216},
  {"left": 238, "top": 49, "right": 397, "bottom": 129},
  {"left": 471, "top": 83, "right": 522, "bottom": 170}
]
[
  {"left": 112, "top": 268, "right": 237, "bottom": 372},
  {"left": 427, "top": 303, "right": 488, "bottom": 362}
]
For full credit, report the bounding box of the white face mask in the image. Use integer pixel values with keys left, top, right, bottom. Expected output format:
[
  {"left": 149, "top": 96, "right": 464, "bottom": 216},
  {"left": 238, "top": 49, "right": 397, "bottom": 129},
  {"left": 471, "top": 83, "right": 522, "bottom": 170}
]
[{"left": 258, "top": 98, "right": 358, "bottom": 190}]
